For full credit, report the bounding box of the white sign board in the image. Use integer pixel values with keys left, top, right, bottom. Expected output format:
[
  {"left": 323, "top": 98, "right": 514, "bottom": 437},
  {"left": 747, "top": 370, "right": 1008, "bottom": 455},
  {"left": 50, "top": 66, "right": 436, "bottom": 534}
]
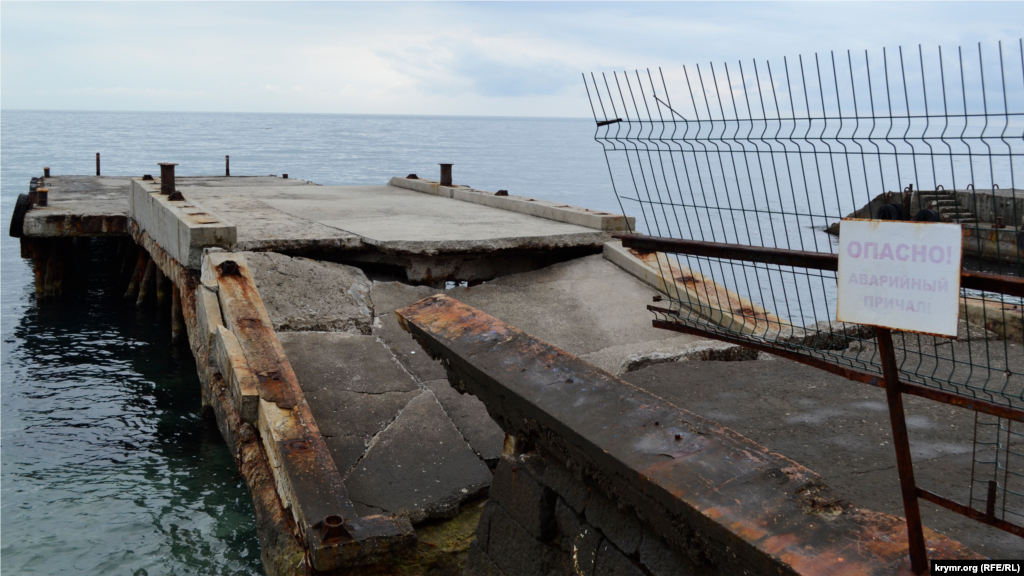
[{"left": 837, "top": 219, "right": 962, "bottom": 337}]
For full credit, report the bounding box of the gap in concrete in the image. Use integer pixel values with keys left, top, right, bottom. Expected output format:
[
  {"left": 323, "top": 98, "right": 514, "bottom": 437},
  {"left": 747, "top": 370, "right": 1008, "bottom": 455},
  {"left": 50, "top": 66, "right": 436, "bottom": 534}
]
[{"left": 289, "top": 245, "right": 602, "bottom": 288}]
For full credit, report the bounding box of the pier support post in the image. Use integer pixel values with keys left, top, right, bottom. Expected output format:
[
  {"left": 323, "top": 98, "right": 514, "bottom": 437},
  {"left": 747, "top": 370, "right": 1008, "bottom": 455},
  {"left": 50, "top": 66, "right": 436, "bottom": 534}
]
[
  {"left": 171, "top": 285, "right": 185, "bottom": 343},
  {"left": 136, "top": 258, "right": 156, "bottom": 306},
  {"left": 125, "top": 251, "right": 147, "bottom": 299},
  {"left": 155, "top": 267, "right": 168, "bottom": 306}
]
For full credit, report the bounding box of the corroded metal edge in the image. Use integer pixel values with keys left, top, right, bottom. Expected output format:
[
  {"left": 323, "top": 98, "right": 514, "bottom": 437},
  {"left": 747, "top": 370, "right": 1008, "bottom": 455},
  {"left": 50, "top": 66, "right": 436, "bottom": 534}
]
[{"left": 396, "top": 294, "right": 983, "bottom": 576}]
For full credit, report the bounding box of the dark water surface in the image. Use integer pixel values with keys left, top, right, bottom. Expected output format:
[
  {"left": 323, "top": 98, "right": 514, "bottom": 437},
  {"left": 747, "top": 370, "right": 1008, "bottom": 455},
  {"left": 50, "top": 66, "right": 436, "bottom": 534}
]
[{"left": 1, "top": 110, "right": 613, "bottom": 574}]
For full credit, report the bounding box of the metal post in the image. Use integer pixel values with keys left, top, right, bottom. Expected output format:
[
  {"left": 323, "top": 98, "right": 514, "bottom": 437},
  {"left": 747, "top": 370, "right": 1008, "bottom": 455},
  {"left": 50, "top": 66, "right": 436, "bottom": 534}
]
[
  {"left": 96, "top": 153, "right": 100, "bottom": 176},
  {"left": 875, "top": 327, "right": 928, "bottom": 574},
  {"left": 439, "top": 163, "right": 453, "bottom": 186},
  {"left": 43, "top": 167, "right": 50, "bottom": 178},
  {"left": 158, "top": 163, "right": 178, "bottom": 195},
  {"left": 36, "top": 188, "right": 49, "bottom": 207},
  {"left": 226, "top": 155, "right": 230, "bottom": 177}
]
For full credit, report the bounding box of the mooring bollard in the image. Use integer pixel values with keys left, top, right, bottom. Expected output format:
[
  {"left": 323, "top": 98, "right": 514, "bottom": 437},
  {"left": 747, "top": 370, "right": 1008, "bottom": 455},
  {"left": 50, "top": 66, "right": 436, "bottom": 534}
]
[
  {"left": 282, "top": 173, "right": 288, "bottom": 179},
  {"left": 439, "top": 163, "right": 453, "bottom": 186},
  {"left": 96, "top": 153, "right": 101, "bottom": 176},
  {"left": 36, "top": 188, "right": 49, "bottom": 207},
  {"left": 225, "top": 155, "right": 230, "bottom": 177},
  {"left": 43, "top": 167, "right": 50, "bottom": 178},
  {"left": 159, "top": 163, "right": 178, "bottom": 195}
]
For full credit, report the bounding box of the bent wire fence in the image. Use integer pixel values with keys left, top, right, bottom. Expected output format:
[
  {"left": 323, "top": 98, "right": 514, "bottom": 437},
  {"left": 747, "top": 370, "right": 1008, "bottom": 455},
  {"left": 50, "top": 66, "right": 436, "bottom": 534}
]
[{"left": 584, "top": 40, "right": 1023, "bottom": 571}]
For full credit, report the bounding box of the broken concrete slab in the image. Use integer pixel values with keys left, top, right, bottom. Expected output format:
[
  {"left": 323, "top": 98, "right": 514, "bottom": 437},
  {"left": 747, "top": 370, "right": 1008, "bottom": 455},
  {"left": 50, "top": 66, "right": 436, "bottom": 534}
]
[
  {"left": 579, "top": 336, "right": 757, "bottom": 376},
  {"left": 375, "top": 312, "right": 449, "bottom": 382},
  {"left": 307, "top": 389, "right": 421, "bottom": 472},
  {"left": 343, "top": 390, "right": 492, "bottom": 524},
  {"left": 244, "top": 252, "right": 373, "bottom": 334},
  {"left": 441, "top": 254, "right": 704, "bottom": 357},
  {"left": 370, "top": 281, "right": 439, "bottom": 316},
  {"left": 424, "top": 379, "right": 504, "bottom": 463}
]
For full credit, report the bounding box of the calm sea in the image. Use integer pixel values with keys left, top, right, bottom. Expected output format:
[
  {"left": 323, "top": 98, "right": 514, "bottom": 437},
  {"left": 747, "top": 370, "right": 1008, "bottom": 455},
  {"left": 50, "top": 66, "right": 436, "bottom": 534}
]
[{"left": 0, "top": 110, "right": 619, "bottom": 575}]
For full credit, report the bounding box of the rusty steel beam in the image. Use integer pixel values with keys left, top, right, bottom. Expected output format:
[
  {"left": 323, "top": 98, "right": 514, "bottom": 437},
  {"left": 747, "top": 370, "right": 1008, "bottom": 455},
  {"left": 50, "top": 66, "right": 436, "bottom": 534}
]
[
  {"left": 616, "top": 233, "right": 1024, "bottom": 298},
  {"left": 650, "top": 315, "right": 1024, "bottom": 423},
  {"left": 397, "top": 295, "right": 981, "bottom": 575},
  {"left": 917, "top": 488, "right": 1024, "bottom": 538}
]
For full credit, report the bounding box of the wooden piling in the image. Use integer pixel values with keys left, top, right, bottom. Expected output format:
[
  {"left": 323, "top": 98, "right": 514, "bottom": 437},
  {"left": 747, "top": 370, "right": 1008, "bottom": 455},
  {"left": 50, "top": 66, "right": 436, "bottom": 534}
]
[
  {"left": 171, "top": 285, "right": 185, "bottom": 343},
  {"left": 125, "top": 250, "right": 147, "bottom": 299},
  {"left": 137, "top": 258, "right": 156, "bottom": 306},
  {"left": 155, "top": 266, "right": 168, "bottom": 306}
]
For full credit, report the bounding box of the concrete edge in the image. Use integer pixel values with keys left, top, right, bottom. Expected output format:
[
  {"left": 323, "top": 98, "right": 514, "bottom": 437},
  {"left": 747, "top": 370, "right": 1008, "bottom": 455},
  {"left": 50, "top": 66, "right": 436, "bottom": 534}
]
[
  {"left": 130, "top": 179, "right": 237, "bottom": 269},
  {"left": 388, "top": 176, "right": 634, "bottom": 232},
  {"left": 602, "top": 240, "right": 789, "bottom": 335}
]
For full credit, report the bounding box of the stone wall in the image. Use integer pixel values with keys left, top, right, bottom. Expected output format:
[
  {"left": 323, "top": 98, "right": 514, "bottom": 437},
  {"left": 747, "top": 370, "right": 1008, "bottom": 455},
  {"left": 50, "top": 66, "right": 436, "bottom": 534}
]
[{"left": 466, "top": 451, "right": 697, "bottom": 576}]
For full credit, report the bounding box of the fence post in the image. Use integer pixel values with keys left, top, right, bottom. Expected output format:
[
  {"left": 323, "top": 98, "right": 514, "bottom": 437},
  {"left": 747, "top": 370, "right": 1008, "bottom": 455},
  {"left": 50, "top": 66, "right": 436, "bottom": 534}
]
[{"left": 876, "top": 327, "right": 928, "bottom": 574}]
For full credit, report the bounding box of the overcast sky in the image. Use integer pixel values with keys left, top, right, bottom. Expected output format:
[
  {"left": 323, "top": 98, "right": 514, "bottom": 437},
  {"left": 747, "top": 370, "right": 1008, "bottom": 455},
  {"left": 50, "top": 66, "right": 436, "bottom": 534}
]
[{"left": 2, "top": 2, "right": 1022, "bottom": 118}]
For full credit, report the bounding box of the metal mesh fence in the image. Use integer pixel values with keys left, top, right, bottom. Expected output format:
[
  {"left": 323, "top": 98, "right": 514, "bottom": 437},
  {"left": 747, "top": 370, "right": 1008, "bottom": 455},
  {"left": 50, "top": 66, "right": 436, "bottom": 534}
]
[{"left": 585, "top": 40, "right": 1024, "bottom": 540}]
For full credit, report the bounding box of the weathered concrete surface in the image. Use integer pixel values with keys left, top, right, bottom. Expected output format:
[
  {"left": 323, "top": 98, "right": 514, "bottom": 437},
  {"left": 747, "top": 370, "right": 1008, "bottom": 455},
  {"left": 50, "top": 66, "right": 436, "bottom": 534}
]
[
  {"left": 279, "top": 332, "right": 420, "bottom": 473},
  {"left": 22, "top": 175, "right": 131, "bottom": 237},
  {"left": 623, "top": 358, "right": 1022, "bottom": 559},
  {"left": 343, "top": 390, "right": 493, "bottom": 525},
  {"left": 245, "top": 185, "right": 611, "bottom": 255},
  {"left": 244, "top": 251, "right": 373, "bottom": 334}
]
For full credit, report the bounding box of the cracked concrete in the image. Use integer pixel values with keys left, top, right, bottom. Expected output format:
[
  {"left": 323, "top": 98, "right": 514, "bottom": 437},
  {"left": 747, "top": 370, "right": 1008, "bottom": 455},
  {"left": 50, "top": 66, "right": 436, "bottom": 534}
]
[{"left": 343, "top": 390, "right": 493, "bottom": 524}]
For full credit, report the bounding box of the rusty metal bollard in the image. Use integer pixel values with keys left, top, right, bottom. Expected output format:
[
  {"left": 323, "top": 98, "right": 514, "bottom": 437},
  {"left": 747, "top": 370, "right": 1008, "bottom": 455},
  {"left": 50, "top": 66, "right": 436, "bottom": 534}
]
[
  {"left": 439, "top": 163, "right": 453, "bottom": 186},
  {"left": 159, "top": 163, "right": 178, "bottom": 195}
]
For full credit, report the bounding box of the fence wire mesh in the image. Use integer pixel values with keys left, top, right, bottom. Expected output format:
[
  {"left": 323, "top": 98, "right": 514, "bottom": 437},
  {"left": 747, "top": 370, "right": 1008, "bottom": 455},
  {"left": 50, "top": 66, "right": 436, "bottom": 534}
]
[{"left": 586, "top": 40, "right": 1024, "bottom": 533}]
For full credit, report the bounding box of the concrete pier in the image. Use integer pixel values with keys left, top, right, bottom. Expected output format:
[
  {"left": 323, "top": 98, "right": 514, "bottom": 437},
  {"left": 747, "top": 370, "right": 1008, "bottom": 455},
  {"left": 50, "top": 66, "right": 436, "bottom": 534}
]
[{"left": 10, "top": 167, "right": 1009, "bottom": 573}]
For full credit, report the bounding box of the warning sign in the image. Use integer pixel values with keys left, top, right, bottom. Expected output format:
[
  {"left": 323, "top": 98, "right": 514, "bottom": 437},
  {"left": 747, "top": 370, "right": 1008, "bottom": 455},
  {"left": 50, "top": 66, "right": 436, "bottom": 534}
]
[{"left": 837, "top": 219, "right": 962, "bottom": 337}]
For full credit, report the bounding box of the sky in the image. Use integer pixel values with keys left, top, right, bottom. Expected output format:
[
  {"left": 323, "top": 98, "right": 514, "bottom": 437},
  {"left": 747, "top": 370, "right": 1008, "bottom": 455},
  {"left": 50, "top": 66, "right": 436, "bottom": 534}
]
[{"left": 2, "top": 2, "right": 1023, "bottom": 118}]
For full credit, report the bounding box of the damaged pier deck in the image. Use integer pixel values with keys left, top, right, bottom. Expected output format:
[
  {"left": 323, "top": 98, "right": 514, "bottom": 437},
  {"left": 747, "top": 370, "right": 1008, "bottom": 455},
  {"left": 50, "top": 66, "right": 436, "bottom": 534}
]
[{"left": 12, "top": 168, "right": 1000, "bottom": 574}]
